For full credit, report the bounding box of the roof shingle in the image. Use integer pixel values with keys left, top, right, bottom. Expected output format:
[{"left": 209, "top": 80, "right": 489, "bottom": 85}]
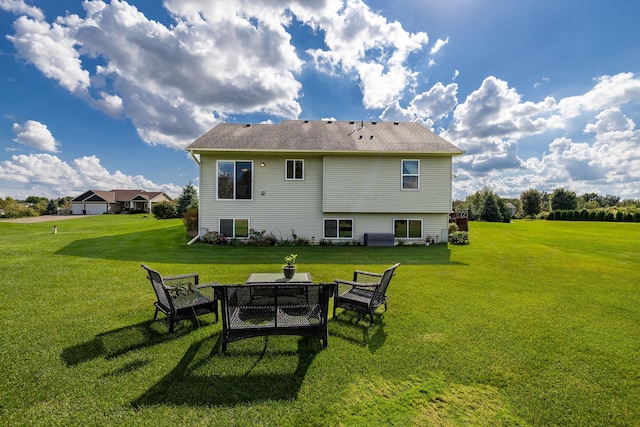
[{"left": 186, "top": 120, "right": 463, "bottom": 155}]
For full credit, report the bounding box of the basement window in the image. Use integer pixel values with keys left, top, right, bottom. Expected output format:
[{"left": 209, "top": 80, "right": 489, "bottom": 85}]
[
  {"left": 393, "top": 219, "right": 422, "bottom": 239},
  {"left": 323, "top": 218, "right": 353, "bottom": 239},
  {"left": 219, "top": 218, "right": 249, "bottom": 238}
]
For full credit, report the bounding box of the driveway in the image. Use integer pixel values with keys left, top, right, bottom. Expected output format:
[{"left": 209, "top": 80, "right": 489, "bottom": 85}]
[{"left": 1, "top": 215, "right": 86, "bottom": 223}]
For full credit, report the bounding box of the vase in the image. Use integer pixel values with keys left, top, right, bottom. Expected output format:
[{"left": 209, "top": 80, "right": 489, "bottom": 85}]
[{"left": 283, "top": 266, "right": 296, "bottom": 279}]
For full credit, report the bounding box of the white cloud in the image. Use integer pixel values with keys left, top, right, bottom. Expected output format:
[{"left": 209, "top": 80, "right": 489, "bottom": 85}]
[
  {"left": 7, "top": 16, "right": 90, "bottom": 93},
  {"left": 429, "top": 37, "right": 448, "bottom": 55},
  {"left": 449, "top": 73, "right": 640, "bottom": 199},
  {"left": 12, "top": 120, "right": 60, "bottom": 152},
  {"left": 380, "top": 82, "right": 457, "bottom": 124},
  {"left": 304, "top": 0, "right": 429, "bottom": 108},
  {"left": 0, "top": 153, "right": 182, "bottom": 198},
  {"left": 558, "top": 73, "right": 640, "bottom": 118},
  {"left": 4, "top": 0, "right": 432, "bottom": 146},
  {"left": 5, "top": 0, "right": 306, "bottom": 149},
  {"left": 0, "top": 0, "right": 44, "bottom": 20},
  {"left": 410, "top": 82, "right": 458, "bottom": 121},
  {"left": 449, "top": 76, "right": 562, "bottom": 144}
]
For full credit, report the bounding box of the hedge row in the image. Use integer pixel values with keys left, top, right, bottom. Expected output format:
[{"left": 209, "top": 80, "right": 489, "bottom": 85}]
[{"left": 546, "top": 209, "right": 640, "bottom": 222}]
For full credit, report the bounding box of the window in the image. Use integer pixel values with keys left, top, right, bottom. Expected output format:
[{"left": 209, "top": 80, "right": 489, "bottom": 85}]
[
  {"left": 394, "top": 219, "right": 422, "bottom": 239},
  {"left": 217, "top": 161, "right": 253, "bottom": 200},
  {"left": 286, "top": 159, "right": 304, "bottom": 180},
  {"left": 219, "top": 218, "right": 249, "bottom": 238},
  {"left": 402, "top": 159, "right": 419, "bottom": 190},
  {"left": 324, "top": 218, "right": 353, "bottom": 239}
]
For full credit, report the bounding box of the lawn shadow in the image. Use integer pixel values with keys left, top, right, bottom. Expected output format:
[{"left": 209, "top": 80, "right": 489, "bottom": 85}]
[
  {"left": 329, "top": 311, "right": 387, "bottom": 354},
  {"left": 132, "top": 335, "right": 322, "bottom": 407},
  {"left": 55, "top": 226, "right": 464, "bottom": 266},
  {"left": 61, "top": 318, "right": 212, "bottom": 367}
]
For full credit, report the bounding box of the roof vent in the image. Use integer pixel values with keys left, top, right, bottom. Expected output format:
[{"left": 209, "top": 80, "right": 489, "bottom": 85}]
[
  {"left": 245, "top": 123, "right": 251, "bottom": 127},
  {"left": 370, "top": 135, "right": 374, "bottom": 139},
  {"left": 303, "top": 120, "right": 309, "bottom": 123},
  {"left": 393, "top": 121, "right": 399, "bottom": 125},
  {"left": 359, "top": 135, "right": 363, "bottom": 139},
  {"left": 371, "top": 121, "right": 377, "bottom": 125},
  {"left": 326, "top": 120, "right": 333, "bottom": 124}
]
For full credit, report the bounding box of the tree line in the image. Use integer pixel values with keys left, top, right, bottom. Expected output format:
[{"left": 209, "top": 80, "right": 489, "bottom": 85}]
[
  {"left": 454, "top": 187, "right": 640, "bottom": 222},
  {"left": 0, "top": 196, "right": 73, "bottom": 218}
]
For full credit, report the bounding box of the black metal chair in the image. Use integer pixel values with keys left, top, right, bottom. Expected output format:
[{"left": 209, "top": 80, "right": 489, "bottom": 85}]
[
  {"left": 141, "top": 264, "right": 218, "bottom": 332},
  {"left": 333, "top": 263, "right": 400, "bottom": 324}
]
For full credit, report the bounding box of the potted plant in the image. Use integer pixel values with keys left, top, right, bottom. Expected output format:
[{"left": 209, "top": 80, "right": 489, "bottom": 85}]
[{"left": 282, "top": 253, "right": 297, "bottom": 278}]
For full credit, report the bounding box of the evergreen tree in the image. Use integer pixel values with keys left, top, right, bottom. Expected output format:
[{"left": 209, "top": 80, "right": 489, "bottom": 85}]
[
  {"left": 481, "top": 193, "right": 503, "bottom": 222},
  {"left": 497, "top": 198, "right": 511, "bottom": 223},
  {"left": 177, "top": 182, "right": 198, "bottom": 215},
  {"left": 45, "top": 199, "right": 57, "bottom": 215}
]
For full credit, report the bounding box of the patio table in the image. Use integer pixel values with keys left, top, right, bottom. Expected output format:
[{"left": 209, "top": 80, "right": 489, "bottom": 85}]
[{"left": 246, "top": 272, "right": 312, "bottom": 284}]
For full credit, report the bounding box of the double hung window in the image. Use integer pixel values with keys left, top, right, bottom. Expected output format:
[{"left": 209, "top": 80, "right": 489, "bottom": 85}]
[
  {"left": 217, "top": 161, "right": 253, "bottom": 200},
  {"left": 402, "top": 160, "right": 419, "bottom": 190},
  {"left": 286, "top": 159, "right": 304, "bottom": 180}
]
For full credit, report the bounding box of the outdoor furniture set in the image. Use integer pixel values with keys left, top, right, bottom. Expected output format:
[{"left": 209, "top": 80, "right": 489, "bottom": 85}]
[{"left": 142, "top": 263, "right": 400, "bottom": 351}]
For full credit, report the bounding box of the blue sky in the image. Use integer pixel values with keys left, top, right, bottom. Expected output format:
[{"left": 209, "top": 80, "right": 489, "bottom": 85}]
[{"left": 1, "top": 0, "right": 639, "bottom": 200}]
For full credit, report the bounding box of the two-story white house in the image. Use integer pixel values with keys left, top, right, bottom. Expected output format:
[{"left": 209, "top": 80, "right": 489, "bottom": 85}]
[{"left": 186, "top": 120, "right": 463, "bottom": 245}]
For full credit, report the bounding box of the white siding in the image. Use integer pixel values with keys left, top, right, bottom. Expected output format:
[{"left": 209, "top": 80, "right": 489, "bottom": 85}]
[
  {"left": 323, "top": 156, "right": 452, "bottom": 213},
  {"left": 199, "top": 155, "right": 325, "bottom": 241},
  {"left": 197, "top": 153, "right": 453, "bottom": 244}
]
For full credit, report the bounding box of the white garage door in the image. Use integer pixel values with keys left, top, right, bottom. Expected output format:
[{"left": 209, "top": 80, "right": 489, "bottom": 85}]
[
  {"left": 71, "top": 203, "right": 84, "bottom": 215},
  {"left": 85, "top": 203, "right": 107, "bottom": 215}
]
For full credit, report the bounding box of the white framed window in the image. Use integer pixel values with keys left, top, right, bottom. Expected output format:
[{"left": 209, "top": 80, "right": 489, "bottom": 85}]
[
  {"left": 217, "top": 160, "right": 253, "bottom": 200},
  {"left": 219, "top": 218, "right": 249, "bottom": 238},
  {"left": 401, "top": 159, "right": 419, "bottom": 190},
  {"left": 323, "top": 218, "right": 353, "bottom": 239},
  {"left": 393, "top": 219, "right": 423, "bottom": 239},
  {"left": 285, "top": 159, "right": 304, "bottom": 180}
]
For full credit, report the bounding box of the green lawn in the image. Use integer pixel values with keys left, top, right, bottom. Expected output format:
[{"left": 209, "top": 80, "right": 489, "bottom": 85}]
[{"left": 0, "top": 215, "right": 638, "bottom": 426}]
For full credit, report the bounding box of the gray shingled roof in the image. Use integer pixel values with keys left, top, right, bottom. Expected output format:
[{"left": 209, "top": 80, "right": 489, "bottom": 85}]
[{"left": 186, "top": 120, "right": 463, "bottom": 155}]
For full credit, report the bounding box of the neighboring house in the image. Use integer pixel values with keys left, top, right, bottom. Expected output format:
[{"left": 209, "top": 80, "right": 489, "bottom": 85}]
[
  {"left": 505, "top": 202, "right": 517, "bottom": 218},
  {"left": 186, "top": 120, "right": 464, "bottom": 244},
  {"left": 70, "top": 189, "right": 172, "bottom": 215}
]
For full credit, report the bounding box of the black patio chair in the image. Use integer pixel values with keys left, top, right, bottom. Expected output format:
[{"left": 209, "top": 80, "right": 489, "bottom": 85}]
[
  {"left": 333, "top": 263, "right": 400, "bottom": 325},
  {"left": 141, "top": 264, "right": 218, "bottom": 332}
]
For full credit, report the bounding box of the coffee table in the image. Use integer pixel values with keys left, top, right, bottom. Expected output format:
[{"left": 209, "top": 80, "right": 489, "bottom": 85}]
[{"left": 246, "top": 272, "right": 312, "bottom": 284}]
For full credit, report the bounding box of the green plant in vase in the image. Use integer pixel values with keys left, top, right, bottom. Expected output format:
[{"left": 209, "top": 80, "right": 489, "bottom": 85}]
[{"left": 283, "top": 253, "right": 297, "bottom": 278}]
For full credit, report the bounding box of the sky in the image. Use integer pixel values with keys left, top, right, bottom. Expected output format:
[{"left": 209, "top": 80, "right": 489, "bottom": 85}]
[{"left": 1, "top": 0, "right": 639, "bottom": 201}]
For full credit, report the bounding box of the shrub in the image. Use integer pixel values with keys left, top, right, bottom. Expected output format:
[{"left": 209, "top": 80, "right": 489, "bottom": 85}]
[
  {"left": 152, "top": 201, "right": 178, "bottom": 219},
  {"left": 448, "top": 222, "right": 459, "bottom": 235},
  {"left": 247, "top": 229, "right": 275, "bottom": 246},
  {"left": 182, "top": 208, "right": 198, "bottom": 231},
  {"left": 202, "top": 231, "right": 227, "bottom": 244},
  {"left": 449, "top": 231, "right": 469, "bottom": 245}
]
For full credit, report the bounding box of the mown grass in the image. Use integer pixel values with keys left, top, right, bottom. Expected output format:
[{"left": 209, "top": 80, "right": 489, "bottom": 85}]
[{"left": 0, "top": 215, "right": 638, "bottom": 426}]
